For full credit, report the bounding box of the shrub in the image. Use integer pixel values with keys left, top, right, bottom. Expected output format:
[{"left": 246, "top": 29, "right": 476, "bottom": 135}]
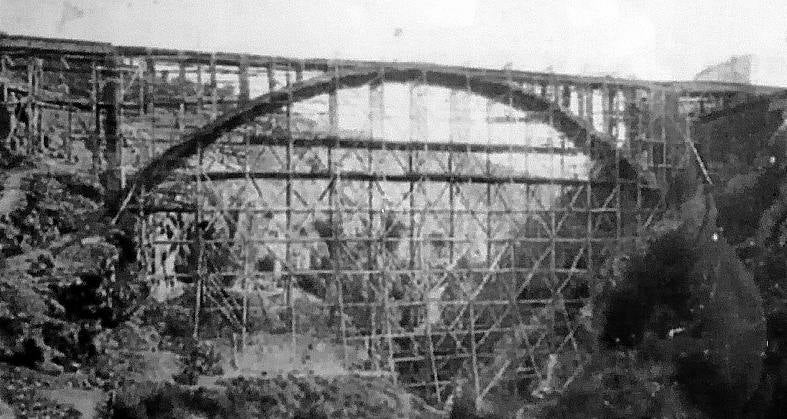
[
  {"left": 103, "top": 375, "right": 437, "bottom": 419},
  {"left": 101, "top": 381, "right": 233, "bottom": 418},
  {"left": 0, "top": 270, "right": 54, "bottom": 367},
  {"left": 172, "top": 338, "right": 223, "bottom": 385},
  {"left": 533, "top": 352, "right": 703, "bottom": 419},
  {"left": 138, "top": 301, "right": 193, "bottom": 342}
]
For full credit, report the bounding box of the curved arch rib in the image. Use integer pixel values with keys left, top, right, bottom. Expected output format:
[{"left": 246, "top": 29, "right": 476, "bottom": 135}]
[{"left": 131, "top": 66, "right": 619, "bottom": 195}]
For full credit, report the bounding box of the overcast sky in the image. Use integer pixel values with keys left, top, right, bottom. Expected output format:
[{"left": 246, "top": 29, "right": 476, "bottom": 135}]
[{"left": 3, "top": 0, "right": 787, "bottom": 85}]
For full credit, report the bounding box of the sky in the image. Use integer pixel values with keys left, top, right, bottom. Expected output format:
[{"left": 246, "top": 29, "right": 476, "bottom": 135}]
[{"left": 3, "top": 0, "right": 787, "bottom": 85}]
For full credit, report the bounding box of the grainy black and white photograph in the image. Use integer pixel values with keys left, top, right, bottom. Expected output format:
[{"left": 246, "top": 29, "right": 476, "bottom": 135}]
[{"left": 1, "top": 1, "right": 787, "bottom": 417}]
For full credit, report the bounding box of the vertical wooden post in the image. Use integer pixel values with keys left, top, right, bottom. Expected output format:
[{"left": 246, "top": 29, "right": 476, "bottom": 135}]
[
  {"left": 239, "top": 55, "right": 250, "bottom": 105},
  {"left": 375, "top": 67, "right": 396, "bottom": 379},
  {"left": 144, "top": 52, "right": 155, "bottom": 160},
  {"left": 409, "top": 77, "right": 419, "bottom": 380},
  {"left": 585, "top": 87, "right": 594, "bottom": 129},
  {"left": 231, "top": 333, "right": 238, "bottom": 368},
  {"left": 138, "top": 186, "right": 149, "bottom": 283},
  {"left": 26, "top": 58, "right": 35, "bottom": 155},
  {"left": 102, "top": 55, "right": 123, "bottom": 212},
  {"left": 118, "top": 63, "right": 125, "bottom": 189},
  {"left": 295, "top": 61, "right": 304, "bottom": 83},
  {"left": 1, "top": 57, "right": 6, "bottom": 149},
  {"left": 196, "top": 64, "right": 203, "bottom": 112},
  {"left": 585, "top": 84, "right": 594, "bottom": 283},
  {"left": 193, "top": 146, "right": 204, "bottom": 339},
  {"left": 466, "top": 74, "right": 477, "bottom": 404},
  {"left": 138, "top": 60, "right": 145, "bottom": 117},
  {"left": 91, "top": 61, "right": 100, "bottom": 171},
  {"left": 178, "top": 54, "right": 186, "bottom": 133},
  {"left": 35, "top": 60, "right": 43, "bottom": 154},
  {"left": 366, "top": 78, "right": 377, "bottom": 370},
  {"left": 546, "top": 74, "right": 560, "bottom": 384},
  {"left": 561, "top": 84, "right": 571, "bottom": 110},
  {"left": 209, "top": 53, "right": 217, "bottom": 120},
  {"left": 603, "top": 86, "right": 613, "bottom": 137},
  {"left": 241, "top": 191, "right": 251, "bottom": 354},
  {"left": 623, "top": 87, "right": 636, "bottom": 145},
  {"left": 1, "top": 56, "right": 6, "bottom": 104},
  {"left": 285, "top": 66, "right": 296, "bottom": 353},
  {"left": 450, "top": 77, "right": 475, "bottom": 398},
  {"left": 241, "top": 126, "right": 251, "bottom": 355},
  {"left": 661, "top": 89, "right": 668, "bottom": 183},
  {"left": 327, "top": 120, "right": 348, "bottom": 367},
  {"left": 66, "top": 108, "right": 72, "bottom": 162},
  {"left": 367, "top": 75, "right": 381, "bottom": 371},
  {"left": 609, "top": 81, "right": 622, "bottom": 249},
  {"left": 329, "top": 64, "right": 338, "bottom": 135},
  {"left": 266, "top": 59, "right": 276, "bottom": 92},
  {"left": 608, "top": 87, "right": 618, "bottom": 140},
  {"left": 143, "top": 54, "right": 155, "bottom": 114}
]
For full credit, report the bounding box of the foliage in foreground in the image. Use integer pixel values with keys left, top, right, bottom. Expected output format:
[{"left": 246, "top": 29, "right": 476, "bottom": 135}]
[
  {"left": 0, "top": 366, "right": 84, "bottom": 418},
  {"left": 171, "top": 338, "right": 224, "bottom": 385},
  {"left": 103, "top": 375, "right": 440, "bottom": 419},
  {"left": 532, "top": 352, "right": 703, "bottom": 419},
  {"left": 526, "top": 165, "right": 786, "bottom": 418},
  {"left": 0, "top": 169, "right": 148, "bottom": 368}
]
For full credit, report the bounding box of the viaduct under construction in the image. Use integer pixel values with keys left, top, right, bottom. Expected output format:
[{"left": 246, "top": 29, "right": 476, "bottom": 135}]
[{"left": 2, "top": 34, "right": 785, "bottom": 408}]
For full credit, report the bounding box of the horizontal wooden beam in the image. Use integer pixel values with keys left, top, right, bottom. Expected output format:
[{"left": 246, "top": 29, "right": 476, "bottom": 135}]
[
  {"left": 186, "top": 170, "right": 630, "bottom": 186},
  {"left": 7, "top": 33, "right": 781, "bottom": 95},
  {"left": 221, "top": 134, "right": 588, "bottom": 156}
]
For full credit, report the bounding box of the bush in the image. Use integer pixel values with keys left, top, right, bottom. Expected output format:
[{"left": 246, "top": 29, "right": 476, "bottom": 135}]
[
  {"left": 0, "top": 270, "right": 56, "bottom": 367},
  {"left": 103, "top": 375, "right": 438, "bottom": 419},
  {"left": 530, "top": 183, "right": 768, "bottom": 418},
  {"left": 138, "top": 301, "right": 193, "bottom": 342},
  {"left": 172, "top": 338, "right": 223, "bottom": 385},
  {"left": 101, "top": 381, "right": 233, "bottom": 418},
  {"left": 534, "top": 352, "right": 704, "bottom": 419},
  {"left": 50, "top": 238, "right": 146, "bottom": 329},
  {"left": 0, "top": 367, "right": 83, "bottom": 418}
]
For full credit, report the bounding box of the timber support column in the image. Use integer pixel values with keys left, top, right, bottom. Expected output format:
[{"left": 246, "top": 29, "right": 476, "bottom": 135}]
[
  {"left": 101, "top": 54, "right": 123, "bottom": 214},
  {"left": 143, "top": 52, "right": 155, "bottom": 115},
  {"left": 239, "top": 55, "right": 250, "bottom": 106},
  {"left": 767, "top": 98, "right": 787, "bottom": 160}
]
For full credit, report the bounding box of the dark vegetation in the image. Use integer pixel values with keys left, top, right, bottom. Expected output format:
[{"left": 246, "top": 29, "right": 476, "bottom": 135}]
[
  {"left": 1, "top": 367, "right": 83, "bottom": 418},
  {"left": 171, "top": 338, "right": 224, "bottom": 385},
  {"left": 102, "top": 375, "right": 440, "bottom": 419},
  {"left": 0, "top": 171, "right": 143, "bottom": 367},
  {"left": 523, "top": 131, "right": 787, "bottom": 418},
  {"left": 593, "top": 203, "right": 766, "bottom": 418},
  {"left": 0, "top": 158, "right": 155, "bottom": 415}
]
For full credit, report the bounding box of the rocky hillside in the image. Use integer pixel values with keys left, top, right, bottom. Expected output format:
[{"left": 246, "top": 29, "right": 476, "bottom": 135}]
[{"left": 0, "top": 152, "right": 444, "bottom": 418}]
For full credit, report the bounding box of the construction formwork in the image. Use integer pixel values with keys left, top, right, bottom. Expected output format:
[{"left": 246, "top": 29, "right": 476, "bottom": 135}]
[
  {"left": 1, "top": 34, "right": 722, "bottom": 408},
  {"left": 135, "top": 63, "right": 684, "bottom": 406},
  {"left": 0, "top": 44, "right": 112, "bottom": 166}
]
